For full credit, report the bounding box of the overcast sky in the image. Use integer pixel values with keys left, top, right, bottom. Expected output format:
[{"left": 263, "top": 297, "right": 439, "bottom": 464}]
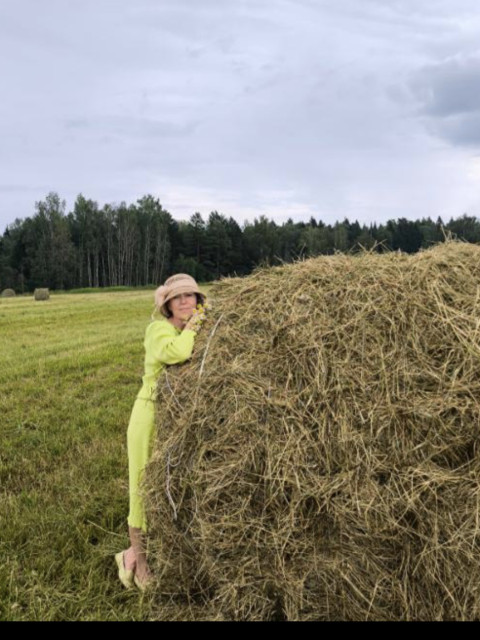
[{"left": 2, "top": 0, "right": 480, "bottom": 232}]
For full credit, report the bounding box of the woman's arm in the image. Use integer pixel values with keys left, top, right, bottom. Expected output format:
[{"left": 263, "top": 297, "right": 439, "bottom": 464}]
[{"left": 147, "top": 321, "right": 197, "bottom": 365}]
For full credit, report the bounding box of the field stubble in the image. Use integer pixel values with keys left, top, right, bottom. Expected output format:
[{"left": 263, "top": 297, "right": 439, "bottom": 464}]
[{"left": 0, "top": 289, "right": 204, "bottom": 621}]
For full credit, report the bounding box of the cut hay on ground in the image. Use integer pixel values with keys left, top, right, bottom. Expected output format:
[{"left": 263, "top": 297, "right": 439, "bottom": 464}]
[
  {"left": 1, "top": 288, "right": 15, "bottom": 297},
  {"left": 145, "top": 241, "right": 480, "bottom": 621},
  {"left": 34, "top": 288, "right": 50, "bottom": 301}
]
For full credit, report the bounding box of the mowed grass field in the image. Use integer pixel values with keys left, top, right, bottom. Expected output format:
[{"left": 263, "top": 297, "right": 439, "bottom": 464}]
[{"left": 0, "top": 288, "right": 209, "bottom": 621}]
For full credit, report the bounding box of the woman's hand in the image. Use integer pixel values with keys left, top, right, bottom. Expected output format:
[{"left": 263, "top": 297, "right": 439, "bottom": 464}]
[
  {"left": 184, "top": 300, "right": 211, "bottom": 333},
  {"left": 184, "top": 308, "right": 204, "bottom": 332}
]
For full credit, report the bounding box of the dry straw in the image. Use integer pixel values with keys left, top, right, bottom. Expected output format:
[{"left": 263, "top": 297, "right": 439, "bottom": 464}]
[
  {"left": 1, "top": 288, "right": 15, "bottom": 297},
  {"left": 34, "top": 288, "right": 50, "bottom": 301},
  {"left": 144, "top": 241, "right": 480, "bottom": 621}
]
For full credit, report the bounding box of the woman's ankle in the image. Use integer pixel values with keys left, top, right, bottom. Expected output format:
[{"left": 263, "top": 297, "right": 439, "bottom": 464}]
[
  {"left": 124, "top": 546, "right": 136, "bottom": 571},
  {"left": 135, "top": 561, "right": 151, "bottom": 580}
]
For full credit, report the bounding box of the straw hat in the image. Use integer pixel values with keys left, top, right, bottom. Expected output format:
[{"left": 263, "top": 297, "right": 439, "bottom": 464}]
[{"left": 154, "top": 274, "right": 205, "bottom": 318}]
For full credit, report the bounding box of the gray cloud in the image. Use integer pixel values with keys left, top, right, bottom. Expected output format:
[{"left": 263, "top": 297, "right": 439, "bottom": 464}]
[
  {"left": 0, "top": 185, "right": 48, "bottom": 193},
  {"left": 410, "top": 54, "right": 480, "bottom": 147},
  {"left": 412, "top": 55, "right": 480, "bottom": 117},
  {"left": 428, "top": 112, "right": 480, "bottom": 147},
  {"left": 2, "top": 0, "right": 480, "bottom": 232},
  {"left": 64, "top": 116, "right": 199, "bottom": 139}
]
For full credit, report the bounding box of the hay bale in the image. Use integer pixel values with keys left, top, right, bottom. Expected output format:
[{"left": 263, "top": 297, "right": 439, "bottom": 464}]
[
  {"left": 34, "top": 288, "right": 50, "bottom": 301},
  {"left": 1, "top": 288, "right": 15, "bottom": 297},
  {"left": 145, "top": 241, "right": 480, "bottom": 621}
]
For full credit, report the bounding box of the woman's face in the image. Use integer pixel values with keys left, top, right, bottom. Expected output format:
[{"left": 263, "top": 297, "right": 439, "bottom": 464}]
[{"left": 167, "top": 292, "right": 197, "bottom": 327}]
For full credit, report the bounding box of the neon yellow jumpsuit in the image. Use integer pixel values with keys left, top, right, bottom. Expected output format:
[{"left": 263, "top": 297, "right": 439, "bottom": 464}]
[{"left": 127, "top": 318, "right": 196, "bottom": 532}]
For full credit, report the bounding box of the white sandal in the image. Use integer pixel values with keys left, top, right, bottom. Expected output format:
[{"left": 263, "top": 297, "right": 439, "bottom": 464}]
[{"left": 115, "top": 551, "right": 135, "bottom": 589}]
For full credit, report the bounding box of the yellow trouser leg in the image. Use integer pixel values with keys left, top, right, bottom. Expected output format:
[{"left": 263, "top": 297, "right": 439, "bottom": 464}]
[{"left": 127, "top": 398, "right": 156, "bottom": 533}]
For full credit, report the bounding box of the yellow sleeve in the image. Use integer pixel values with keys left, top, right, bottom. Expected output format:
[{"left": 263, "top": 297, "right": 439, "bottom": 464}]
[{"left": 146, "top": 320, "right": 196, "bottom": 365}]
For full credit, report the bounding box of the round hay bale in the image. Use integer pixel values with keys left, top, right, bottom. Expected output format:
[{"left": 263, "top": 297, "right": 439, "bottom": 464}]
[
  {"left": 34, "top": 288, "right": 50, "bottom": 301},
  {"left": 145, "top": 241, "right": 480, "bottom": 621},
  {"left": 1, "top": 288, "right": 15, "bottom": 297}
]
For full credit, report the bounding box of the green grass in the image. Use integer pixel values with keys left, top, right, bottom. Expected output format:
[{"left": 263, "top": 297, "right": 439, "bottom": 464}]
[
  {"left": 0, "top": 288, "right": 209, "bottom": 620},
  {"left": 52, "top": 285, "right": 158, "bottom": 295}
]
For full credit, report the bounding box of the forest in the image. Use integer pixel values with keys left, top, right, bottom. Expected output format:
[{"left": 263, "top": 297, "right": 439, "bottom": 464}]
[{"left": 1, "top": 191, "right": 480, "bottom": 292}]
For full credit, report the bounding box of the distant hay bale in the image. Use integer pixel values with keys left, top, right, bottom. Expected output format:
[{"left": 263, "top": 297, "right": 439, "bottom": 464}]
[
  {"left": 145, "top": 241, "right": 480, "bottom": 621},
  {"left": 1, "top": 288, "right": 15, "bottom": 297},
  {"left": 34, "top": 288, "right": 50, "bottom": 301}
]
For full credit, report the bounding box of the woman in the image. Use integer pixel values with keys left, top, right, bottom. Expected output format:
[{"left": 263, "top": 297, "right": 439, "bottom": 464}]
[{"left": 115, "top": 273, "right": 206, "bottom": 591}]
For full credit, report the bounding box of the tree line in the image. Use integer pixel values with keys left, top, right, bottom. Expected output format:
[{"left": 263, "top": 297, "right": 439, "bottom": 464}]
[{"left": 1, "top": 191, "right": 480, "bottom": 292}]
